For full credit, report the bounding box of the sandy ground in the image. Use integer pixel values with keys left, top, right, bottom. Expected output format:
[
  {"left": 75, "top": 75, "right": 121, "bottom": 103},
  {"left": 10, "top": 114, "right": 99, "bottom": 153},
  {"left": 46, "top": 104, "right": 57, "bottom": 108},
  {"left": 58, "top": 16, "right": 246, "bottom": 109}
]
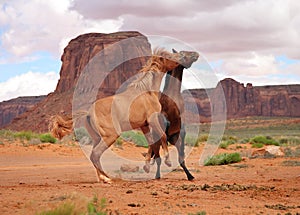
[{"left": 0, "top": 140, "right": 299, "bottom": 215}]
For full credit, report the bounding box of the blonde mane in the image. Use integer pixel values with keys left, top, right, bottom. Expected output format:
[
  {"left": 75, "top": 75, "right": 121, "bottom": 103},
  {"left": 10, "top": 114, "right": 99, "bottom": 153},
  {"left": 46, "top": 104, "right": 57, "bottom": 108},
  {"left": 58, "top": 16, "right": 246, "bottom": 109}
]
[{"left": 140, "top": 48, "right": 174, "bottom": 73}]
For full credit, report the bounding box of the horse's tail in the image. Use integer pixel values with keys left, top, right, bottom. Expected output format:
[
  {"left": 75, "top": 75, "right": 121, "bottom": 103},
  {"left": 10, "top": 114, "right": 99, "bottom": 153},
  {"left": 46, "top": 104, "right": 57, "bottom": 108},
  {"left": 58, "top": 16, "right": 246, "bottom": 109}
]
[{"left": 49, "top": 111, "right": 88, "bottom": 139}]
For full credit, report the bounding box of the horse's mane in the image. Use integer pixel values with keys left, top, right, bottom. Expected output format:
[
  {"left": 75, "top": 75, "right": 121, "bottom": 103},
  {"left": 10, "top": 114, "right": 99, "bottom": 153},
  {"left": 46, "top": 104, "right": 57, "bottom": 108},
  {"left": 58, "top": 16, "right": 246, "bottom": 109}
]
[
  {"left": 128, "top": 48, "right": 173, "bottom": 91},
  {"left": 140, "top": 48, "right": 173, "bottom": 73}
]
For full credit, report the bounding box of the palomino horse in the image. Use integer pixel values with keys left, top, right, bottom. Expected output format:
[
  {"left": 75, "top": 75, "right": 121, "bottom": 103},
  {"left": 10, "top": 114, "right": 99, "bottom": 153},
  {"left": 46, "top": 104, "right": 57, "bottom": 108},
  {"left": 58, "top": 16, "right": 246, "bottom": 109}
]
[
  {"left": 144, "top": 49, "right": 199, "bottom": 180},
  {"left": 50, "top": 48, "right": 188, "bottom": 183}
]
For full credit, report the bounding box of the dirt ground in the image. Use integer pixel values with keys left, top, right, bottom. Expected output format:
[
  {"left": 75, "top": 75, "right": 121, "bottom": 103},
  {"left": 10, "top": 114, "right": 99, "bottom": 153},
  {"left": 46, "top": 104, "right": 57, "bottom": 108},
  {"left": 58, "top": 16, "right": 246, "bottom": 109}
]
[{"left": 0, "top": 140, "right": 299, "bottom": 215}]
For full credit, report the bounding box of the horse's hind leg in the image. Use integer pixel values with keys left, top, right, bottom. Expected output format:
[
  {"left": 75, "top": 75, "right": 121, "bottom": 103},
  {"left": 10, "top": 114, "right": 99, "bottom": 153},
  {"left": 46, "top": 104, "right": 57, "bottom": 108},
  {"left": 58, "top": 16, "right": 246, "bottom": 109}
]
[
  {"left": 148, "top": 113, "right": 171, "bottom": 167},
  {"left": 90, "top": 136, "right": 116, "bottom": 183}
]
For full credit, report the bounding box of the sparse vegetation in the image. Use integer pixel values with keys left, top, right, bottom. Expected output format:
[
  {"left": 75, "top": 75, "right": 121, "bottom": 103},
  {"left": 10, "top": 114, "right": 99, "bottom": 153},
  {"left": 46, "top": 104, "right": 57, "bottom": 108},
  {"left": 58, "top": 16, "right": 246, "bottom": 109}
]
[
  {"left": 251, "top": 143, "right": 264, "bottom": 148},
  {"left": 185, "top": 135, "right": 200, "bottom": 147},
  {"left": 39, "top": 133, "right": 57, "bottom": 143},
  {"left": 0, "top": 130, "right": 57, "bottom": 144},
  {"left": 120, "top": 130, "right": 148, "bottom": 148},
  {"left": 204, "top": 152, "right": 242, "bottom": 166},
  {"left": 250, "top": 135, "right": 279, "bottom": 146},
  {"left": 74, "top": 127, "right": 91, "bottom": 143},
  {"left": 36, "top": 195, "right": 107, "bottom": 215},
  {"left": 188, "top": 211, "right": 206, "bottom": 215}
]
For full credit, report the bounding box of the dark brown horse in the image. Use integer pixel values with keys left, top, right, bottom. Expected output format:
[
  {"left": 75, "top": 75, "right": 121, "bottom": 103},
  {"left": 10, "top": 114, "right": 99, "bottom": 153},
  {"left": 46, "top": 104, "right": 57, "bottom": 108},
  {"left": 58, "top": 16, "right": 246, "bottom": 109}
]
[{"left": 143, "top": 49, "right": 198, "bottom": 180}]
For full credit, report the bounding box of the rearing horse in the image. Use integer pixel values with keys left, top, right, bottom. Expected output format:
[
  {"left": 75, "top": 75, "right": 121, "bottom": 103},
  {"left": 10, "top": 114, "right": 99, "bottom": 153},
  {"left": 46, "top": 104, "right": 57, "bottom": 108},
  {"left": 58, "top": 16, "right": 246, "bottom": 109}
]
[
  {"left": 50, "top": 48, "right": 189, "bottom": 183},
  {"left": 143, "top": 49, "right": 199, "bottom": 180}
]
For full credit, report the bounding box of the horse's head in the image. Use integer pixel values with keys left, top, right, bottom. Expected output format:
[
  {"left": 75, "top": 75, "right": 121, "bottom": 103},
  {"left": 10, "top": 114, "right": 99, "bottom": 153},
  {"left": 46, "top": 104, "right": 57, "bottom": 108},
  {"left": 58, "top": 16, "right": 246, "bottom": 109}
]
[{"left": 172, "top": 49, "right": 199, "bottom": 68}]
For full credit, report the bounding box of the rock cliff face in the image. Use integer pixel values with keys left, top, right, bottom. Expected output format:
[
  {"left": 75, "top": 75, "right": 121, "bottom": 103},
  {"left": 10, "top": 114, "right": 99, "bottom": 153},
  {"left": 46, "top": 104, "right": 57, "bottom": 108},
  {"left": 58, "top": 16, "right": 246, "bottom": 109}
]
[
  {"left": 5, "top": 31, "right": 151, "bottom": 132},
  {"left": 0, "top": 96, "right": 46, "bottom": 128},
  {"left": 183, "top": 78, "right": 300, "bottom": 123}
]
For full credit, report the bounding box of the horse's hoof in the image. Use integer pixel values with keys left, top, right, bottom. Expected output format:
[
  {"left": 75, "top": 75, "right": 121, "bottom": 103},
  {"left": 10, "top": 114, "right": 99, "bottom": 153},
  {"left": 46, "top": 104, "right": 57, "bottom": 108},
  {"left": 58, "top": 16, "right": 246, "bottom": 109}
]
[
  {"left": 165, "top": 159, "right": 172, "bottom": 167},
  {"left": 99, "top": 175, "right": 112, "bottom": 184},
  {"left": 143, "top": 165, "right": 150, "bottom": 173},
  {"left": 188, "top": 175, "right": 195, "bottom": 181},
  {"left": 150, "top": 158, "right": 155, "bottom": 165},
  {"left": 155, "top": 176, "right": 161, "bottom": 180}
]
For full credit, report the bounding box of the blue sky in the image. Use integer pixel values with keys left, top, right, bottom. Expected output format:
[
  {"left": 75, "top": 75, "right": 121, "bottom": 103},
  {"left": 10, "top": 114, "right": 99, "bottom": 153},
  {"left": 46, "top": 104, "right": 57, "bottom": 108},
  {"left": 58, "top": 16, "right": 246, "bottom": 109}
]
[{"left": 0, "top": 0, "right": 300, "bottom": 102}]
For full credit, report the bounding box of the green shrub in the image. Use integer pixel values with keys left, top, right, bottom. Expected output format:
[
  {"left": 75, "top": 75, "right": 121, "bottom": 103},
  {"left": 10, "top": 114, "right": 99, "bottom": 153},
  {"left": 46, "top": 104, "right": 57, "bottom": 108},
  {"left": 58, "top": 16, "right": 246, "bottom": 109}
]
[
  {"left": 74, "top": 127, "right": 91, "bottom": 142},
  {"left": 250, "top": 135, "right": 279, "bottom": 146},
  {"left": 0, "top": 130, "right": 14, "bottom": 139},
  {"left": 115, "top": 138, "right": 123, "bottom": 148},
  {"left": 240, "top": 138, "right": 250, "bottom": 144},
  {"left": 36, "top": 202, "right": 75, "bottom": 215},
  {"left": 252, "top": 143, "right": 264, "bottom": 148},
  {"left": 222, "top": 135, "right": 238, "bottom": 143},
  {"left": 188, "top": 211, "right": 206, "bottom": 215},
  {"left": 39, "top": 133, "right": 56, "bottom": 143},
  {"left": 279, "top": 138, "right": 288, "bottom": 145},
  {"left": 185, "top": 135, "right": 199, "bottom": 147},
  {"left": 219, "top": 141, "right": 229, "bottom": 149},
  {"left": 120, "top": 130, "right": 148, "bottom": 148},
  {"left": 204, "top": 152, "right": 242, "bottom": 166},
  {"left": 36, "top": 196, "right": 107, "bottom": 215},
  {"left": 197, "top": 134, "right": 209, "bottom": 142},
  {"left": 13, "top": 131, "right": 36, "bottom": 140}
]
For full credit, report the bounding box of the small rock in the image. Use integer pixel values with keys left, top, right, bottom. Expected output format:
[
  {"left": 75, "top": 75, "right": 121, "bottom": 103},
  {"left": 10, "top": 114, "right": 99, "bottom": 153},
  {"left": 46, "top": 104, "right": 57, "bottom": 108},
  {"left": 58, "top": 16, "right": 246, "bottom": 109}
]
[
  {"left": 126, "top": 190, "right": 133, "bottom": 194},
  {"left": 266, "top": 146, "right": 284, "bottom": 156},
  {"left": 151, "top": 191, "right": 158, "bottom": 196},
  {"left": 120, "top": 164, "right": 139, "bottom": 172}
]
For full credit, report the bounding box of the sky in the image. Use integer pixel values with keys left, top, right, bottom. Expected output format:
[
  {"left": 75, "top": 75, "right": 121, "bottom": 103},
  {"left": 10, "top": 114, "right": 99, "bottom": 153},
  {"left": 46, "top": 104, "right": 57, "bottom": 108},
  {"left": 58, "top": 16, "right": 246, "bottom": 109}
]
[{"left": 0, "top": 0, "right": 300, "bottom": 102}]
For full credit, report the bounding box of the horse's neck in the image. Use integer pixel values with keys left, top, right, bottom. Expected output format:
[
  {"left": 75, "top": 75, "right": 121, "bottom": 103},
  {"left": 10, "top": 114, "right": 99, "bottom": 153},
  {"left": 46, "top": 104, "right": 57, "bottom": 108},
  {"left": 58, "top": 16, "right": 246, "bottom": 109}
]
[
  {"left": 151, "top": 71, "right": 165, "bottom": 91},
  {"left": 163, "top": 65, "right": 184, "bottom": 96}
]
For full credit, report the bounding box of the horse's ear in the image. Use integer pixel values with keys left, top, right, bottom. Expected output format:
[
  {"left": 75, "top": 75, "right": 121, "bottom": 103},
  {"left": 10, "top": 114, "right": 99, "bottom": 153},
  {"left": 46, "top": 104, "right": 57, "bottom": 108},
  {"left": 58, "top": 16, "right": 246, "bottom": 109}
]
[{"left": 172, "top": 48, "right": 178, "bottom": 53}]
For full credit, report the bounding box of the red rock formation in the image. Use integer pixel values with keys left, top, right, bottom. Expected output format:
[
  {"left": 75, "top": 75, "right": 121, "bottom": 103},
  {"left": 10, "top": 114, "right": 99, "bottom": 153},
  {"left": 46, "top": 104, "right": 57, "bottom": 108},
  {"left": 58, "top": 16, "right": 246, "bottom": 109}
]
[
  {"left": 6, "top": 31, "right": 151, "bottom": 132},
  {"left": 0, "top": 96, "right": 46, "bottom": 128},
  {"left": 183, "top": 78, "right": 300, "bottom": 123}
]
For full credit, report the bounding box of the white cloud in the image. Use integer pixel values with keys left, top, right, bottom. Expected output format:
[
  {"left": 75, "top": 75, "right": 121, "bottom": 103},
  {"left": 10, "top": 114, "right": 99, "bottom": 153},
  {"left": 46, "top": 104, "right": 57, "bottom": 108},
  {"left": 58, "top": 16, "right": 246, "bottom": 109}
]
[
  {"left": 219, "top": 53, "right": 279, "bottom": 76},
  {"left": 0, "top": 0, "right": 122, "bottom": 62},
  {"left": 0, "top": 71, "right": 59, "bottom": 102}
]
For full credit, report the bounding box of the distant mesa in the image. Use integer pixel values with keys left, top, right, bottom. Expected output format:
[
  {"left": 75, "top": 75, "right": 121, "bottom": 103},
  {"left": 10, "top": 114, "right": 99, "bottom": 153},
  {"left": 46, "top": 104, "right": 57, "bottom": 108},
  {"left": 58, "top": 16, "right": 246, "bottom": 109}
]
[{"left": 1, "top": 32, "right": 300, "bottom": 132}]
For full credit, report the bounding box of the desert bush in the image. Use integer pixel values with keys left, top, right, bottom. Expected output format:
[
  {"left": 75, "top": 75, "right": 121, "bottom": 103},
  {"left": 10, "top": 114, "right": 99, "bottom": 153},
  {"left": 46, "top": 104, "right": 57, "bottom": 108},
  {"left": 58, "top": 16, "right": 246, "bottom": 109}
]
[
  {"left": 36, "top": 196, "right": 107, "bottom": 215},
  {"left": 185, "top": 135, "right": 199, "bottom": 147},
  {"left": 240, "top": 138, "right": 250, "bottom": 144},
  {"left": 251, "top": 143, "right": 264, "bottom": 148},
  {"left": 114, "top": 137, "right": 123, "bottom": 148},
  {"left": 120, "top": 130, "right": 148, "bottom": 148},
  {"left": 204, "top": 152, "right": 242, "bottom": 166},
  {"left": 14, "top": 131, "right": 37, "bottom": 140},
  {"left": 39, "top": 133, "right": 56, "bottom": 143},
  {"left": 219, "top": 141, "right": 229, "bottom": 149},
  {"left": 284, "top": 147, "right": 300, "bottom": 157},
  {"left": 188, "top": 211, "right": 206, "bottom": 215},
  {"left": 197, "top": 134, "right": 209, "bottom": 142},
  {"left": 37, "top": 203, "right": 75, "bottom": 215},
  {"left": 74, "top": 127, "right": 91, "bottom": 141},
  {"left": 0, "top": 130, "right": 14, "bottom": 139},
  {"left": 250, "top": 135, "right": 279, "bottom": 146},
  {"left": 222, "top": 135, "right": 238, "bottom": 143}
]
